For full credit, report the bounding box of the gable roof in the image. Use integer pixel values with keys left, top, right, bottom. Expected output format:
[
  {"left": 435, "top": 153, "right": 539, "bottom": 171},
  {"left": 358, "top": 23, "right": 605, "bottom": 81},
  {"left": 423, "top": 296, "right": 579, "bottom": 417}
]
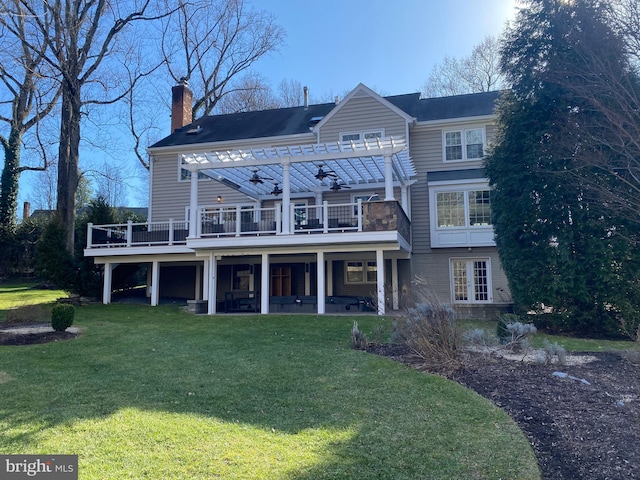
[
  {"left": 150, "top": 87, "right": 501, "bottom": 150},
  {"left": 312, "top": 83, "right": 416, "bottom": 132}
]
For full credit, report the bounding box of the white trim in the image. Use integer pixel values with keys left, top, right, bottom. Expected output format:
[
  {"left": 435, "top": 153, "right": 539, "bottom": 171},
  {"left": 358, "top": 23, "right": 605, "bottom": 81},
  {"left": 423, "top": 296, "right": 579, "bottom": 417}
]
[
  {"left": 449, "top": 257, "right": 493, "bottom": 304},
  {"left": 339, "top": 129, "right": 385, "bottom": 143},
  {"left": 344, "top": 259, "right": 377, "bottom": 284},
  {"left": 428, "top": 177, "right": 489, "bottom": 186},
  {"left": 414, "top": 114, "right": 495, "bottom": 127},
  {"left": 442, "top": 126, "right": 486, "bottom": 163},
  {"left": 429, "top": 181, "right": 495, "bottom": 248},
  {"left": 313, "top": 83, "right": 414, "bottom": 132},
  {"left": 148, "top": 132, "right": 317, "bottom": 156}
]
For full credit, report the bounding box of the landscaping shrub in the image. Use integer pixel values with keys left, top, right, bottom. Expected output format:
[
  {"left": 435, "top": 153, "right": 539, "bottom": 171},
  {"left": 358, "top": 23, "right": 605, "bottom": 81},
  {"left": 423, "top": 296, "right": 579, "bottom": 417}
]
[
  {"left": 351, "top": 321, "right": 368, "bottom": 350},
  {"left": 51, "top": 304, "right": 75, "bottom": 332},
  {"left": 537, "top": 339, "right": 567, "bottom": 365},
  {"left": 463, "top": 328, "right": 499, "bottom": 347},
  {"left": 496, "top": 313, "right": 520, "bottom": 343},
  {"left": 392, "top": 301, "right": 461, "bottom": 371},
  {"left": 391, "top": 275, "right": 462, "bottom": 371}
]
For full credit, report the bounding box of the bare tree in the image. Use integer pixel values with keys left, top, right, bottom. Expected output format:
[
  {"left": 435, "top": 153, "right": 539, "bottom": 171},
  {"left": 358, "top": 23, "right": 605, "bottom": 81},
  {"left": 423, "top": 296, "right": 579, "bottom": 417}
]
[
  {"left": 8, "top": 0, "right": 171, "bottom": 250},
  {"left": 547, "top": 1, "right": 640, "bottom": 225},
  {"left": 215, "top": 73, "right": 279, "bottom": 114},
  {"left": 423, "top": 35, "right": 507, "bottom": 97},
  {"left": 0, "top": 2, "right": 61, "bottom": 231},
  {"left": 161, "top": 0, "right": 285, "bottom": 120},
  {"left": 277, "top": 78, "right": 304, "bottom": 107}
]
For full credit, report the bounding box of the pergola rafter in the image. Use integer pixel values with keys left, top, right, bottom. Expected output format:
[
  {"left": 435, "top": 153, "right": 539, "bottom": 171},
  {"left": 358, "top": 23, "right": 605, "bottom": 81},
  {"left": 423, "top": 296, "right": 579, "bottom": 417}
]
[{"left": 181, "top": 137, "right": 415, "bottom": 199}]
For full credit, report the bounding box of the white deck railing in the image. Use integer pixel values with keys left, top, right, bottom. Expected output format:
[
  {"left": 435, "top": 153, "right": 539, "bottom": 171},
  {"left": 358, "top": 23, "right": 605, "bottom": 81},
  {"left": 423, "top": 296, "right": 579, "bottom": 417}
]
[{"left": 86, "top": 200, "right": 408, "bottom": 249}]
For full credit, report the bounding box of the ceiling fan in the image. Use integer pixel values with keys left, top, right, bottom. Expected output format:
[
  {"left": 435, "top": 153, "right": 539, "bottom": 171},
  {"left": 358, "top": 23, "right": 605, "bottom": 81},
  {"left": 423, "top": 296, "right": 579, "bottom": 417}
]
[
  {"left": 314, "top": 164, "right": 337, "bottom": 181},
  {"left": 248, "top": 169, "right": 273, "bottom": 185},
  {"left": 329, "top": 179, "right": 351, "bottom": 191},
  {"left": 270, "top": 183, "right": 282, "bottom": 196}
]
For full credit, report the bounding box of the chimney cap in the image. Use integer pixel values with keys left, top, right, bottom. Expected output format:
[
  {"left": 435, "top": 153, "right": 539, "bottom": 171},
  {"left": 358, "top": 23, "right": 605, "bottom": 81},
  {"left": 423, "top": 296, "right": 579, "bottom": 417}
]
[{"left": 178, "top": 76, "right": 189, "bottom": 87}]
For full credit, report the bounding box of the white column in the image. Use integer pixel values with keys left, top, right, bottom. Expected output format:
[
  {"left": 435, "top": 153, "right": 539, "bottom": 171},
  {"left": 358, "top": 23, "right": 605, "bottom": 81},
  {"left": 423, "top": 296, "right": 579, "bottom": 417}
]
[
  {"left": 151, "top": 260, "right": 160, "bottom": 306},
  {"left": 317, "top": 251, "right": 325, "bottom": 314},
  {"left": 391, "top": 258, "right": 399, "bottom": 310},
  {"left": 203, "top": 259, "right": 210, "bottom": 301},
  {"left": 207, "top": 254, "right": 218, "bottom": 314},
  {"left": 376, "top": 249, "right": 385, "bottom": 315},
  {"left": 103, "top": 262, "right": 113, "bottom": 304},
  {"left": 384, "top": 154, "right": 394, "bottom": 201},
  {"left": 188, "top": 168, "right": 199, "bottom": 238},
  {"left": 261, "top": 253, "right": 270, "bottom": 314},
  {"left": 326, "top": 259, "right": 333, "bottom": 296},
  {"left": 281, "top": 160, "right": 291, "bottom": 234}
]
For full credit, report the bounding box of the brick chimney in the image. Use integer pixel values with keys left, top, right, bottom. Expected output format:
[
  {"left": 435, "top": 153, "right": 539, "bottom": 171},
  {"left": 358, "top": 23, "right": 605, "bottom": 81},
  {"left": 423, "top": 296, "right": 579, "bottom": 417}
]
[
  {"left": 23, "top": 201, "right": 31, "bottom": 220},
  {"left": 171, "top": 78, "right": 193, "bottom": 133}
]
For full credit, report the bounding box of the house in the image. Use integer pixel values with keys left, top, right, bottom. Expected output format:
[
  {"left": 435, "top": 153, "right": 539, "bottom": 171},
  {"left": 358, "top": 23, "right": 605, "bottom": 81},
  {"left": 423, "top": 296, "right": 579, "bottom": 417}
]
[{"left": 84, "top": 82, "right": 511, "bottom": 318}]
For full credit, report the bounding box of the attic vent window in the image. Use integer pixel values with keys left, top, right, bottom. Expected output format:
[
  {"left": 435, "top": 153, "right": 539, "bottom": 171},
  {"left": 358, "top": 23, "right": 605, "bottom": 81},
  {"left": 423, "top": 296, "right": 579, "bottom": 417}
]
[
  {"left": 186, "top": 125, "right": 202, "bottom": 135},
  {"left": 310, "top": 116, "right": 323, "bottom": 123}
]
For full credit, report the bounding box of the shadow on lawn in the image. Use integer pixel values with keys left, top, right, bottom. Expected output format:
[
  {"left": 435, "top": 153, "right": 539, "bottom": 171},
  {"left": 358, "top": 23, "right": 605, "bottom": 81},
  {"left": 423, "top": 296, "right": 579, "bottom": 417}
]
[{"left": 0, "top": 307, "right": 538, "bottom": 479}]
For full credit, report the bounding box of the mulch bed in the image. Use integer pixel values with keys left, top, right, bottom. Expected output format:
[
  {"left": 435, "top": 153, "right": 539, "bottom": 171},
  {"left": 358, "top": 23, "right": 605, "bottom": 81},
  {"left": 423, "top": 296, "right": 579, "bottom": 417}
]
[
  {"left": 0, "top": 330, "right": 77, "bottom": 346},
  {"left": 369, "top": 344, "right": 639, "bottom": 480}
]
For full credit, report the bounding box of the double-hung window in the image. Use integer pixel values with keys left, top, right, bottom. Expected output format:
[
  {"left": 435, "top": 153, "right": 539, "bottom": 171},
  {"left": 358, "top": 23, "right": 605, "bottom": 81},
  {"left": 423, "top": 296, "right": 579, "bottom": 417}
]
[
  {"left": 443, "top": 127, "right": 485, "bottom": 162},
  {"left": 345, "top": 260, "right": 377, "bottom": 284}
]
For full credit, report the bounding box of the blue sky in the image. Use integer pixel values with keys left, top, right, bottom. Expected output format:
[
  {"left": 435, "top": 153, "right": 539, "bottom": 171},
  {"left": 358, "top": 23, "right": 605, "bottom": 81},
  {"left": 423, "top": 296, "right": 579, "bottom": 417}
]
[
  {"left": 18, "top": 0, "right": 519, "bottom": 212},
  {"left": 257, "top": 0, "right": 518, "bottom": 99}
]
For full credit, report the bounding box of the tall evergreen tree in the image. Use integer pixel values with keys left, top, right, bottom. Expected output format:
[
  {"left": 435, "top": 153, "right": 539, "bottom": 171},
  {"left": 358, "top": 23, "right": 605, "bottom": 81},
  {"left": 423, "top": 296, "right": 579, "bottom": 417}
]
[{"left": 485, "top": 0, "right": 640, "bottom": 337}]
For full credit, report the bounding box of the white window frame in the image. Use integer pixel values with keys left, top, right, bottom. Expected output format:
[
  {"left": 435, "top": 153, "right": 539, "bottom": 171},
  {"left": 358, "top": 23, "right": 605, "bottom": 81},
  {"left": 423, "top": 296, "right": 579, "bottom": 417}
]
[
  {"left": 442, "top": 127, "right": 486, "bottom": 163},
  {"left": 449, "top": 257, "right": 493, "bottom": 304},
  {"left": 344, "top": 260, "right": 377, "bottom": 284},
  {"left": 339, "top": 129, "right": 384, "bottom": 143},
  {"left": 429, "top": 180, "right": 495, "bottom": 248}
]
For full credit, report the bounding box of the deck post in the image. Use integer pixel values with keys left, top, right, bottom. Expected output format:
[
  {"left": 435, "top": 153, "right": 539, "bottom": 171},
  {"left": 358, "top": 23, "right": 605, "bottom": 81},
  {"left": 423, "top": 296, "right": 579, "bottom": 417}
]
[
  {"left": 376, "top": 249, "right": 386, "bottom": 315},
  {"left": 103, "top": 262, "right": 113, "bottom": 304},
  {"left": 391, "top": 258, "right": 399, "bottom": 310},
  {"left": 317, "top": 251, "right": 325, "bottom": 314},
  {"left": 188, "top": 168, "right": 199, "bottom": 238},
  {"left": 261, "top": 253, "right": 269, "bottom": 314},
  {"left": 150, "top": 261, "right": 160, "bottom": 306},
  {"left": 207, "top": 254, "right": 218, "bottom": 314},
  {"left": 384, "top": 154, "right": 394, "bottom": 201}
]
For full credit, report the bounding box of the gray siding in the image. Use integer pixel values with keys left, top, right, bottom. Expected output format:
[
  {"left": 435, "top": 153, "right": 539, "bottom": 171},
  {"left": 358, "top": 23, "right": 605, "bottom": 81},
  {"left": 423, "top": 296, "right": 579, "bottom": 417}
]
[
  {"left": 319, "top": 96, "right": 407, "bottom": 143},
  {"left": 149, "top": 137, "right": 318, "bottom": 222},
  {"left": 407, "top": 119, "right": 508, "bottom": 307}
]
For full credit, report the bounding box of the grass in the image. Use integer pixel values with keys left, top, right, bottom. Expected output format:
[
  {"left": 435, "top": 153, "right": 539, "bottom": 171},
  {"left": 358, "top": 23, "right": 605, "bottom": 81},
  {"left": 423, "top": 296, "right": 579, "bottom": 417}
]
[
  {"left": 0, "top": 293, "right": 541, "bottom": 479},
  {"left": 0, "top": 282, "right": 67, "bottom": 323}
]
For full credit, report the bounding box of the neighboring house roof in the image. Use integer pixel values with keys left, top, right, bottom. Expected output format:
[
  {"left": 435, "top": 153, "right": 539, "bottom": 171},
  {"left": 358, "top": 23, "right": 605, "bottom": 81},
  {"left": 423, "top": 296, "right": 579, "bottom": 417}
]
[
  {"left": 28, "top": 207, "right": 148, "bottom": 220},
  {"left": 150, "top": 89, "right": 501, "bottom": 149}
]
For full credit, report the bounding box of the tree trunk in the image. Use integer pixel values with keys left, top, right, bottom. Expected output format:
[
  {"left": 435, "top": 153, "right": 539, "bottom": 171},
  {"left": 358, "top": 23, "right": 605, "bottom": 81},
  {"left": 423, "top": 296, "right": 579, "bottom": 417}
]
[
  {"left": 56, "top": 82, "right": 81, "bottom": 252},
  {"left": 0, "top": 130, "right": 22, "bottom": 232}
]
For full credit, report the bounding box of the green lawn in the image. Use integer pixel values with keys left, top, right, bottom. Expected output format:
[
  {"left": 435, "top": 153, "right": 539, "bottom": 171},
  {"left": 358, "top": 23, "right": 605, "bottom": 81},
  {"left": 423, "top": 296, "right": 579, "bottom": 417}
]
[
  {"left": 0, "top": 283, "right": 68, "bottom": 322},
  {"left": 0, "top": 301, "right": 541, "bottom": 479}
]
